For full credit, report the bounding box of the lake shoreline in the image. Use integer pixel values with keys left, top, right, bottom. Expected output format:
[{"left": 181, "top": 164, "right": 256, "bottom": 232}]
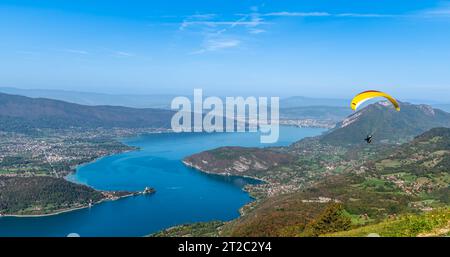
[
  {"left": 182, "top": 160, "right": 269, "bottom": 184},
  {"left": 147, "top": 162, "right": 266, "bottom": 237},
  {"left": 2, "top": 131, "right": 163, "bottom": 218},
  {"left": 1, "top": 191, "right": 145, "bottom": 218},
  {"left": 1, "top": 127, "right": 324, "bottom": 236}
]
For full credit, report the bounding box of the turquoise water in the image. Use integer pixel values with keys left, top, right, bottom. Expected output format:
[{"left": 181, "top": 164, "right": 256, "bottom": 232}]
[{"left": 0, "top": 127, "right": 325, "bottom": 237}]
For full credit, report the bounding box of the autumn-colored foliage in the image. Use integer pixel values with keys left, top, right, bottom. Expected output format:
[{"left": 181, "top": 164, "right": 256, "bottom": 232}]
[{"left": 301, "top": 203, "right": 351, "bottom": 237}]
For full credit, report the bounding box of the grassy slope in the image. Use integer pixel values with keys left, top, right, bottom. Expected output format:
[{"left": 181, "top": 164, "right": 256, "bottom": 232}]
[
  {"left": 326, "top": 208, "right": 450, "bottom": 237},
  {"left": 219, "top": 174, "right": 417, "bottom": 237}
]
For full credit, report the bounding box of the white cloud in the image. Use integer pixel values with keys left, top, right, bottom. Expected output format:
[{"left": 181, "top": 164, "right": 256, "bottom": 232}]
[
  {"left": 263, "top": 11, "right": 397, "bottom": 18},
  {"left": 181, "top": 10, "right": 266, "bottom": 54},
  {"left": 264, "top": 12, "right": 330, "bottom": 17},
  {"left": 187, "top": 13, "right": 217, "bottom": 20},
  {"left": 420, "top": 3, "right": 450, "bottom": 17},
  {"left": 335, "top": 13, "right": 395, "bottom": 18},
  {"left": 249, "top": 12, "right": 263, "bottom": 27},
  {"left": 261, "top": 9, "right": 450, "bottom": 19},
  {"left": 249, "top": 28, "right": 266, "bottom": 34},
  {"left": 426, "top": 9, "right": 450, "bottom": 15},
  {"left": 191, "top": 39, "right": 240, "bottom": 54},
  {"left": 114, "top": 51, "right": 135, "bottom": 57},
  {"left": 62, "top": 49, "right": 89, "bottom": 55},
  {"left": 179, "top": 9, "right": 268, "bottom": 31},
  {"left": 180, "top": 20, "right": 266, "bottom": 30}
]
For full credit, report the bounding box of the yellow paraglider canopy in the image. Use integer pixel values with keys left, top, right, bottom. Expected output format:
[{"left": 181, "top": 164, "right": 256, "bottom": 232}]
[{"left": 351, "top": 90, "right": 400, "bottom": 111}]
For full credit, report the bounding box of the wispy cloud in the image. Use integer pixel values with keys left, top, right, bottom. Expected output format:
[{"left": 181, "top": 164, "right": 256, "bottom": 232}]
[
  {"left": 261, "top": 8, "right": 450, "bottom": 19},
  {"left": 62, "top": 49, "right": 89, "bottom": 55},
  {"left": 181, "top": 8, "right": 266, "bottom": 54},
  {"left": 99, "top": 47, "right": 136, "bottom": 57},
  {"left": 179, "top": 8, "right": 267, "bottom": 32},
  {"left": 264, "top": 12, "right": 330, "bottom": 17},
  {"left": 190, "top": 39, "right": 240, "bottom": 54},
  {"left": 187, "top": 13, "right": 217, "bottom": 20},
  {"left": 420, "top": 3, "right": 450, "bottom": 17},
  {"left": 335, "top": 13, "right": 396, "bottom": 18},
  {"left": 178, "top": 3, "right": 450, "bottom": 55},
  {"left": 180, "top": 20, "right": 267, "bottom": 30},
  {"left": 425, "top": 10, "right": 450, "bottom": 16},
  {"left": 263, "top": 11, "right": 397, "bottom": 18},
  {"left": 249, "top": 28, "right": 266, "bottom": 34},
  {"left": 114, "top": 51, "right": 135, "bottom": 57}
]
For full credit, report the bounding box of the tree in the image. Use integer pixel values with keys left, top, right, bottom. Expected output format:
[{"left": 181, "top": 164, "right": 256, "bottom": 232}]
[{"left": 301, "top": 203, "right": 352, "bottom": 237}]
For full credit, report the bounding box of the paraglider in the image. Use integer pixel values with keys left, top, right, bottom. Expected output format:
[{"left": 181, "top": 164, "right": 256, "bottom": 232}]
[
  {"left": 351, "top": 90, "right": 400, "bottom": 111},
  {"left": 350, "top": 90, "right": 400, "bottom": 144}
]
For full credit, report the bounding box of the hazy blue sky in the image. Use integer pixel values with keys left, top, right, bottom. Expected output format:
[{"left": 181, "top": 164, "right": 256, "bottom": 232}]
[{"left": 1, "top": 0, "right": 450, "bottom": 100}]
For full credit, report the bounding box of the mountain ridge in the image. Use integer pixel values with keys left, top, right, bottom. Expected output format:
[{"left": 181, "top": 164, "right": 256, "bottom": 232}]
[
  {"left": 321, "top": 101, "right": 450, "bottom": 145},
  {"left": 0, "top": 87, "right": 176, "bottom": 109},
  {"left": 0, "top": 92, "right": 173, "bottom": 133}
]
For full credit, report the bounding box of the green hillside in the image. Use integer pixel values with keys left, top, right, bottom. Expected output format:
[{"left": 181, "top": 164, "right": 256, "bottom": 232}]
[
  {"left": 178, "top": 126, "right": 450, "bottom": 237},
  {"left": 321, "top": 102, "right": 450, "bottom": 145},
  {"left": 0, "top": 176, "right": 104, "bottom": 215},
  {"left": 326, "top": 208, "right": 450, "bottom": 237},
  {"left": 0, "top": 93, "right": 173, "bottom": 133}
]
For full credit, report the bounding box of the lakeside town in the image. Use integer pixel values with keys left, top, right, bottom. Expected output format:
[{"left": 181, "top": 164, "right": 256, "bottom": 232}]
[{"left": 0, "top": 128, "right": 169, "bottom": 177}]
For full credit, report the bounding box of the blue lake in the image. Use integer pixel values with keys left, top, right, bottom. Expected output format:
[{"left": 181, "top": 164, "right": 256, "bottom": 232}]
[{"left": 0, "top": 126, "right": 325, "bottom": 237}]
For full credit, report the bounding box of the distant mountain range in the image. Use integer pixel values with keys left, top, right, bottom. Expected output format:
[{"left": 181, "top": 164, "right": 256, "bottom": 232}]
[
  {"left": 321, "top": 102, "right": 450, "bottom": 145},
  {"left": 0, "top": 93, "right": 173, "bottom": 133},
  {"left": 2, "top": 88, "right": 450, "bottom": 139},
  {"left": 2, "top": 87, "right": 450, "bottom": 107},
  {"left": 434, "top": 104, "right": 450, "bottom": 112},
  {"left": 2, "top": 87, "right": 449, "bottom": 121},
  {"left": 280, "top": 96, "right": 349, "bottom": 108},
  {"left": 280, "top": 95, "right": 450, "bottom": 110},
  {"left": 1, "top": 88, "right": 350, "bottom": 109},
  {"left": 280, "top": 106, "right": 352, "bottom": 122},
  {"left": 0, "top": 87, "right": 176, "bottom": 109}
]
